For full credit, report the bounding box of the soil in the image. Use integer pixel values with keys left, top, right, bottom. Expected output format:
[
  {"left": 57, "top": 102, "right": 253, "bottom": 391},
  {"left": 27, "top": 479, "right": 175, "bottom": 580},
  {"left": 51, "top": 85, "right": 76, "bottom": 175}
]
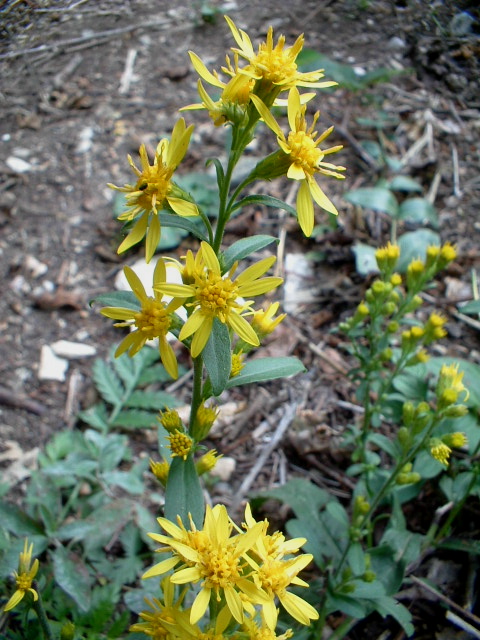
[{"left": 1, "top": 0, "right": 480, "bottom": 638}]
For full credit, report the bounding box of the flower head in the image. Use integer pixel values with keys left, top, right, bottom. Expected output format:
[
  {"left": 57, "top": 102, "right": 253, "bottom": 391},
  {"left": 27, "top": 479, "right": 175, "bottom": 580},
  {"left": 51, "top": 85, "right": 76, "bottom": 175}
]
[
  {"left": 168, "top": 430, "right": 193, "bottom": 461},
  {"left": 251, "top": 87, "right": 345, "bottom": 236},
  {"left": 150, "top": 458, "right": 170, "bottom": 486},
  {"left": 231, "top": 351, "right": 245, "bottom": 377},
  {"left": 250, "top": 302, "right": 286, "bottom": 339},
  {"left": 196, "top": 449, "right": 222, "bottom": 475},
  {"left": 436, "top": 363, "right": 469, "bottom": 404},
  {"left": 109, "top": 119, "right": 198, "bottom": 262},
  {"left": 225, "top": 16, "right": 335, "bottom": 97},
  {"left": 429, "top": 439, "right": 452, "bottom": 466},
  {"left": 143, "top": 504, "right": 268, "bottom": 625},
  {"left": 156, "top": 242, "right": 283, "bottom": 357},
  {"left": 4, "top": 540, "right": 39, "bottom": 612},
  {"left": 100, "top": 260, "right": 184, "bottom": 379}
]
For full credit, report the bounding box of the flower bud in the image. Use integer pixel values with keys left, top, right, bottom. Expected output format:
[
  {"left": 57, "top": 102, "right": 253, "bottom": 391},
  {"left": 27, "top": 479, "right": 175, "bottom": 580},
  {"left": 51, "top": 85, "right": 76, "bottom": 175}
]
[{"left": 158, "top": 408, "right": 184, "bottom": 433}]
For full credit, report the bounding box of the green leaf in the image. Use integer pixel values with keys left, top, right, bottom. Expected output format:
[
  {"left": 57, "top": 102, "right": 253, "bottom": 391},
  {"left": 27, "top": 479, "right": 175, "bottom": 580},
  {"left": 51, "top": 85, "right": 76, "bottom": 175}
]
[
  {"left": 374, "top": 596, "right": 414, "bottom": 636},
  {"left": 438, "top": 538, "right": 480, "bottom": 555},
  {"left": 90, "top": 290, "right": 140, "bottom": 311},
  {"left": 352, "top": 243, "right": 378, "bottom": 276},
  {"left": 226, "top": 357, "right": 305, "bottom": 388},
  {"left": 348, "top": 543, "right": 366, "bottom": 575},
  {"left": 230, "top": 195, "right": 297, "bottom": 218},
  {"left": 52, "top": 546, "right": 93, "bottom": 612},
  {"left": 110, "top": 409, "right": 158, "bottom": 429},
  {"left": 138, "top": 363, "right": 175, "bottom": 385},
  {"left": 102, "top": 470, "right": 145, "bottom": 495},
  {"left": 222, "top": 235, "right": 278, "bottom": 271},
  {"left": 459, "top": 299, "right": 480, "bottom": 315},
  {"left": 165, "top": 455, "right": 205, "bottom": 528},
  {"left": 0, "top": 503, "right": 43, "bottom": 536},
  {"left": 256, "top": 477, "right": 331, "bottom": 518},
  {"left": 326, "top": 591, "right": 369, "bottom": 618},
  {"left": 206, "top": 158, "right": 225, "bottom": 191},
  {"left": 157, "top": 225, "right": 188, "bottom": 250},
  {"left": 158, "top": 212, "right": 208, "bottom": 242},
  {"left": 297, "top": 50, "right": 361, "bottom": 90},
  {"left": 398, "top": 197, "right": 438, "bottom": 228},
  {"left": 388, "top": 176, "right": 423, "bottom": 193},
  {"left": 397, "top": 229, "right": 440, "bottom": 272},
  {"left": 368, "top": 433, "right": 400, "bottom": 458},
  {"left": 174, "top": 171, "right": 220, "bottom": 214},
  {"left": 203, "top": 318, "right": 231, "bottom": 396},
  {"left": 93, "top": 359, "right": 124, "bottom": 407},
  {"left": 78, "top": 403, "right": 109, "bottom": 432},
  {"left": 344, "top": 187, "right": 399, "bottom": 217},
  {"left": 126, "top": 390, "right": 180, "bottom": 410}
]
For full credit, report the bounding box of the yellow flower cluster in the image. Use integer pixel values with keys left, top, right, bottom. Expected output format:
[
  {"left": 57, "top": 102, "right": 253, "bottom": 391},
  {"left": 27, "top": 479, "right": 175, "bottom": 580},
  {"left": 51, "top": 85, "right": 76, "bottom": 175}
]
[
  {"left": 4, "top": 540, "right": 39, "bottom": 613},
  {"left": 429, "top": 433, "right": 468, "bottom": 467},
  {"left": 140, "top": 504, "right": 317, "bottom": 635}
]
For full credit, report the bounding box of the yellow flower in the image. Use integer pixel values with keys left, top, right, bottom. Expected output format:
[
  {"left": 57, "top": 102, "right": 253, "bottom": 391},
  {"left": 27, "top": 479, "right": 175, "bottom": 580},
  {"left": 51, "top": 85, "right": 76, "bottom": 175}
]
[
  {"left": 156, "top": 242, "right": 283, "bottom": 357},
  {"left": 143, "top": 504, "right": 268, "bottom": 625},
  {"left": 251, "top": 302, "right": 286, "bottom": 339},
  {"left": 129, "top": 576, "right": 191, "bottom": 639},
  {"left": 251, "top": 87, "right": 345, "bottom": 236},
  {"left": 182, "top": 52, "right": 254, "bottom": 126},
  {"left": 225, "top": 16, "right": 336, "bottom": 95},
  {"left": 100, "top": 260, "right": 184, "bottom": 379},
  {"left": 437, "top": 363, "right": 469, "bottom": 402},
  {"left": 108, "top": 119, "right": 198, "bottom": 262},
  {"left": 193, "top": 403, "right": 219, "bottom": 440},
  {"left": 150, "top": 459, "right": 170, "bottom": 486},
  {"left": 243, "top": 504, "right": 318, "bottom": 629},
  {"left": 168, "top": 430, "right": 193, "bottom": 461},
  {"left": 196, "top": 449, "right": 222, "bottom": 475},
  {"left": 375, "top": 242, "right": 400, "bottom": 271},
  {"left": 231, "top": 351, "right": 245, "bottom": 377},
  {"left": 241, "top": 615, "right": 293, "bottom": 639},
  {"left": 429, "top": 439, "right": 452, "bottom": 466},
  {"left": 158, "top": 408, "right": 184, "bottom": 433},
  {"left": 4, "top": 540, "right": 39, "bottom": 612}
]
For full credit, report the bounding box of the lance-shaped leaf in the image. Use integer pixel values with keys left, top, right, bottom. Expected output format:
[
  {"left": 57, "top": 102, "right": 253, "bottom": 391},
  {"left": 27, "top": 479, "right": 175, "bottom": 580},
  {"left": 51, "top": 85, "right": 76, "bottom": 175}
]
[
  {"left": 165, "top": 455, "right": 205, "bottom": 529},
  {"left": 226, "top": 357, "right": 305, "bottom": 388}
]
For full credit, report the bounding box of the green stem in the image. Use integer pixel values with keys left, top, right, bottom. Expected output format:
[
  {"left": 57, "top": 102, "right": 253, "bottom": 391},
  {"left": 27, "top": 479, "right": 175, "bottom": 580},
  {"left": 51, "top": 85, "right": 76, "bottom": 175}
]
[
  {"left": 32, "top": 584, "right": 54, "bottom": 640},
  {"left": 188, "top": 356, "right": 204, "bottom": 434}
]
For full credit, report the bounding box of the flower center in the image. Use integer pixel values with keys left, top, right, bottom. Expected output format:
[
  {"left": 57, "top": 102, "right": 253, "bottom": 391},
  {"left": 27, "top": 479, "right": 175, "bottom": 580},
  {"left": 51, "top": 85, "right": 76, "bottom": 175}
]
[
  {"left": 200, "top": 546, "right": 241, "bottom": 590},
  {"left": 253, "top": 43, "right": 297, "bottom": 84},
  {"left": 257, "top": 559, "right": 290, "bottom": 594},
  {"left": 195, "top": 272, "right": 239, "bottom": 320},
  {"left": 128, "top": 163, "right": 173, "bottom": 214},
  {"left": 134, "top": 298, "right": 171, "bottom": 339},
  {"left": 287, "top": 130, "right": 323, "bottom": 175},
  {"left": 16, "top": 574, "right": 33, "bottom": 590}
]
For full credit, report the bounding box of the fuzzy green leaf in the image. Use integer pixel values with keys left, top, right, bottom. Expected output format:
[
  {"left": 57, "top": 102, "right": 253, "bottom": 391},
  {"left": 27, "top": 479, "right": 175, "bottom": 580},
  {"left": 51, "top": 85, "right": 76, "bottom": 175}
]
[
  {"left": 158, "top": 212, "right": 208, "bottom": 242},
  {"left": 126, "top": 390, "right": 180, "bottom": 410},
  {"left": 52, "top": 546, "right": 93, "bottom": 612},
  {"left": 203, "top": 318, "right": 231, "bottom": 396},
  {"left": 226, "top": 357, "right": 305, "bottom": 388},
  {"left": 344, "top": 187, "right": 399, "bottom": 217},
  {"left": 90, "top": 290, "right": 140, "bottom": 311},
  {"left": 78, "top": 403, "right": 109, "bottom": 432},
  {"left": 0, "top": 503, "right": 43, "bottom": 536},
  {"left": 93, "top": 359, "right": 124, "bottom": 407},
  {"left": 388, "top": 176, "right": 423, "bottom": 193},
  {"left": 222, "top": 234, "right": 278, "bottom": 271},
  {"left": 397, "top": 229, "right": 440, "bottom": 272},
  {"left": 165, "top": 455, "right": 204, "bottom": 529},
  {"left": 110, "top": 409, "right": 158, "bottom": 430},
  {"left": 398, "top": 197, "right": 438, "bottom": 228}
]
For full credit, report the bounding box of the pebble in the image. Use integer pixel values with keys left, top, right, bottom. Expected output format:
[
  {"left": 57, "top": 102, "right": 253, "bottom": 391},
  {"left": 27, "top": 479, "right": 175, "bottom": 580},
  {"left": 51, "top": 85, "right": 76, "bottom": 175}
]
[
  {"left": 210, "top": 456, "right": 236, "bottom": 482},
  {"left": 6, "top": 156, "right": 33, "bottom": 173},
  {"left": 283, "top": 253, "right": 317, "bottom": 314},
  {"left": 25, "top": 255, "right": 48, "bottom": 278},
  {"left": 38, "top": 345, "right": 69, "bottom": 381},
  {"left": 51, "top": 340, "right": 97, "bottom": 359}
]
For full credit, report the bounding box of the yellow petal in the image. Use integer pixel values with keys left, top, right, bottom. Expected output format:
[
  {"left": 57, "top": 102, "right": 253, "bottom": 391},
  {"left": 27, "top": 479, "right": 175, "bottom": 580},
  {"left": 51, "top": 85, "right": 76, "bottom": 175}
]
[
  {"left": 145, "top": 214, "right": 161, "bottom": 264},
  {"left": 287, "top": 87, "right": 301, "bottom": 131},
  {"left": 124, "top": 265, "right": 148, "bottom": 302},
  {"left": 297, "top": 180, "right": 314, "bottom": 237},
  {"left": 167, "top": 196, "right": 199, "bottom": 217},
  {"left": 287, "top": 163, "right": 307, "bottom": 180},
  {"left": 117, "top": 211, "right": 148, "bottom": 255},
  {"left": 307, "top": 175, "right": 338, "bottom": 215},
  {"left": 155, "top": 283, "right": 194, "bottom": 298},
  {"left": 250, "top": 94, "right": 283, "bottom": 138},
  {"left": 228, "top": 312, "right": 259, "bottom": 346},
  {"left": 188, "top": 51, "right": 224, "bottom": 88},
  {"left": 167, "top": 119, "right": 194, "bottom": 169},
  {"left": 100, "top": 307, "right": 136, "bottom": 320},
  {"left": 3, "top": 589, "right": 25, "bottom": 612},
  {"left": 114, "top": 331, "right": 141, "bottom": 357},
  {"left": 190, "top": 316, "right": 213, "bottom": 357},
  {"left": 235, "top": 255, "right": 276, "bottom": 285},
  {"left": 142, "top": 555, "right": 178, "bottom": 579},
  {"left": 159, "top": 337, "right": 178, "bottom": 380},
  {"left": 262, "top": 597, "right": 278, "bottom": 630},
  {"left": 190, "top": 588, "right": 211, "bottom": 624},
  {"left": 224, "top": 585, "right": 244, "bottom": 624},
  {"left": 200, "top": 241, "right": 221, "bottom": 273},
  {"left": 153, "top": 257, "right": 166, "bottom": 289},
  {"left": 179, "top": 309, "right": 206, "bottom": 341},
  {"left": 238, "top": 276, "right": 283, "bottom": 297},
  {"left": 224, "top": 15, "right": 254, "bottom": 58},
  {"left": 279, "top": 590, "right": 319, "bottom": 624}
]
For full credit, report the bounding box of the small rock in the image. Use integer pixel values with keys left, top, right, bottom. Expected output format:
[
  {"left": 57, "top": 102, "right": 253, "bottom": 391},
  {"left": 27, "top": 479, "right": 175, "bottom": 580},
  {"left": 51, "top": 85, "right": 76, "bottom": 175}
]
[
  {"left": 6, "top": 156, "right": 32, "bottom": 173},
  {"left": 25, "top": 255, "right": 48, "bottom": 278},
  {"left": 210, "top": 456, "right": 236, "bottom": 482},
  {"left": 51, "top": 340, "right": 97, "bottom": 359},
  {"left": 284, "top": 253, "right": 317, "bottom": 314},
  {"left": 38, "top": 345, "right": 69, "bottom": 381},
  {"left": 387, "top": 36, "right": 406, "bottom": 51},
  {"left": 76, "top": 126, "right": 94, "bottom": 154}
]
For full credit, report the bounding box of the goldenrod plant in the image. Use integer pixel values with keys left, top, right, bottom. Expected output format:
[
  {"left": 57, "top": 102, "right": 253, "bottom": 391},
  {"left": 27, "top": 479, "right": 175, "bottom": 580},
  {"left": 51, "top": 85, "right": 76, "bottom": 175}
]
[{"left": 1, "top": 15, "right": 478, "bottom": 640}]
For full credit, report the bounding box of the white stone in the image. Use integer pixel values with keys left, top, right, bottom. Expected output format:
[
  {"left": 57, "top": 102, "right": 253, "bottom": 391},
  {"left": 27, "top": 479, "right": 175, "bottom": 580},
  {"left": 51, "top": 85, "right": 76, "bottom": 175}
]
[
  {"left": 51, "top": 340, "right": 97, "bottom": 359},
  {"left": 38, "top": 345, "right": 69, "bottom": 381},
  {"left": 25, "top": 255, "right": 48, "bottom": 278},
  {"left": 6, "top": 156, "right": 32, "bottom": 173},
  {"left": 210, "top": 456, "right": 236, "bottom": 482},
  {"left": 283, "top": 253, "right": 317, "bottom": 314}
]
